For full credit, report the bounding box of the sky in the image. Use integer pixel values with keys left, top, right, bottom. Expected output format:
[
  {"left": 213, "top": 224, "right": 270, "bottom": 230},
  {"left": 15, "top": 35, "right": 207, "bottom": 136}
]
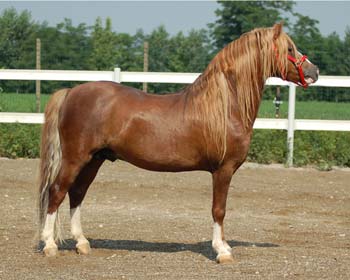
[{"left": 0, "top": 1, "right": 349, "bottom": 39}]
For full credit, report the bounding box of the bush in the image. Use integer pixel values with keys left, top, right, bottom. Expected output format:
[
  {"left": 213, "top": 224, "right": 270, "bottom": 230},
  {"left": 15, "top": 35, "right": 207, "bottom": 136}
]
[
  {"left": 248, "top": 130, "right": 287, "bottom": 164},
  {"left": 294, "top": 131, "right": 350, "bottom": 169},
  {"left": 0, "top": 123, "right": 41, "bottom": 158},
  {"left": 249, "top": 130, "right": 350, "bottom": 169}
]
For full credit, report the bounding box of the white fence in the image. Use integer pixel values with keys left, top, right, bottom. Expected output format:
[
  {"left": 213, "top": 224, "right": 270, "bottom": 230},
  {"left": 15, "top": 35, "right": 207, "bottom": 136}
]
[{"left": 1, "top": 69, "right": 350, "bottom": 166}]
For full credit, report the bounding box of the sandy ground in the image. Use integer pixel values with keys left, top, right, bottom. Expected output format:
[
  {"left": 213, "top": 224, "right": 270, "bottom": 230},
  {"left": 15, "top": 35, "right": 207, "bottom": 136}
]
[{"left": 0, "top": 158, "right": 349, "bottom": 279}]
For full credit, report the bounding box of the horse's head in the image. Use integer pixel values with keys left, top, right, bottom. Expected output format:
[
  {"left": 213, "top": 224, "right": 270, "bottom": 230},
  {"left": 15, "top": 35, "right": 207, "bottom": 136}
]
[{"left": 271, "top": 23, "right": 319, "bottom": 88}]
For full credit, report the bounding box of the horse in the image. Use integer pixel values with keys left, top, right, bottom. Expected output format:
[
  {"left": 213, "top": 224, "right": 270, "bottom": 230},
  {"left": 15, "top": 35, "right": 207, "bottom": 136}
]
[{"left": 37, "top": 23, "right": 318, "bottom": 263}]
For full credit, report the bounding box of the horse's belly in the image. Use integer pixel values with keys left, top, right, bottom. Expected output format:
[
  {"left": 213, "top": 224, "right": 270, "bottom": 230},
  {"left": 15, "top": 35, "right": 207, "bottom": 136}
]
[
  {"left": 119, "top": 149, "right": 202, "bottom": 172},
  {"left": 111, "top": 137, "right": 205, "bottom": 172}
]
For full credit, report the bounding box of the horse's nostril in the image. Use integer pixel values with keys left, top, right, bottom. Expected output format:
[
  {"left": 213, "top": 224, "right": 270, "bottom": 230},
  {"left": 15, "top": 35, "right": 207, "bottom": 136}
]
[{"left": 304, "top": 66, "right": 319, "bottom": 81}]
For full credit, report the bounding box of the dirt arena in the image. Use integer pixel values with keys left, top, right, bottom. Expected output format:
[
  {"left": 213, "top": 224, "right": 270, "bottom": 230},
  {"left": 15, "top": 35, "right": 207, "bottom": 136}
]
[{"left": 0, "top": 158, "right": 349, "bottom": 279}]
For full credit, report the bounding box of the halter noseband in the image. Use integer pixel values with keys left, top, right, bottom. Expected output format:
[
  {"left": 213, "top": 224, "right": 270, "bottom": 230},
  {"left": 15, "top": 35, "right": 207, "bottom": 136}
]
[{"left": 273, "top": 43, "right": 309, "bottom": 88}]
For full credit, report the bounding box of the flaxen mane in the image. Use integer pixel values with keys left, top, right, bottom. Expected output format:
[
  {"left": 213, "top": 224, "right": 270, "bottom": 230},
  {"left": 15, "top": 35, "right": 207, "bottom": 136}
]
[{"left": 184, "top": 26, "right": 297, "bottom": 161}]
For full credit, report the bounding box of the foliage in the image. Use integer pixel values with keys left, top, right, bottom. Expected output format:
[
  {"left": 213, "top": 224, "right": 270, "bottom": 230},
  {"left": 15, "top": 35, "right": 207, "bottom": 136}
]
[
  {"left": 0, "top": 124, "right": 41, "bottom": 158},
  {"left": 293, "top": 131, "right": 350, "bottom": 169},
  {"left": 0, "top": 8, "right": 38, "bottom": 68},
  {"left": 209, "top": 1, "right": 295, "bottom": 50},
  {"left": 344, "top": 27, "right": 350, "bottom": 75},
  {"left": 0, "top": 8, "right": 39, "bottom": 93},
  {"left": 248, "top": 130, "right": 287, "bottom": 164},
  {"left": 89, "top": 17, "right": 119, "bottom": 70},
  {"left": 248, "top": 130, "right": 350, "bottom": 169},
  {"left": 145, "top": 26, "right": 212, "bottom": 93}
]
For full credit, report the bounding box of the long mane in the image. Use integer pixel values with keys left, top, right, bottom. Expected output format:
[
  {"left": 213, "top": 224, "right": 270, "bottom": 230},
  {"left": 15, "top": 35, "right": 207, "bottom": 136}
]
[{"left": 184, "top": 26, "right": 295, "bottom": 161}]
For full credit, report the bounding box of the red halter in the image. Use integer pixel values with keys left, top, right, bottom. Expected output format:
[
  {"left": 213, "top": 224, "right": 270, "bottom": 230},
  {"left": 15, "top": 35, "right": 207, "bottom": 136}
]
[
  {"left": 287, "top": 54, "right": 308, "bottom": 88},
  {"left": 273, "top": 43, "right": 309, "bottom": 88}
]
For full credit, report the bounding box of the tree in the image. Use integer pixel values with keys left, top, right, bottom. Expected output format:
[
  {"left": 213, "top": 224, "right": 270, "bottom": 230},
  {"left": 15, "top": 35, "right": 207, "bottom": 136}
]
[
  {"left": 89, "top": 17, "right": 118, "bottom": 70},
  {"left": 168, "top": 29, "right": 212, "bottom": 73},
  {"left": 147, "top": 25, "right": 172, "bottom": 73},
  {"left": 114, "top": 32, "right": 142, "bottom": 71},
  {"left": 37, "top": 19, "right": 90, "bottom": 71},
  {"left": 344, "top": 27, "right": 350, "bottom": 75},
  {"left": 0, "top": 8, "right": 38, "bottom": 93},
  {"left": 0, "top": 8, "right": 38, "bottom": 68},
  {"left": 145, "top": 26, "right": 213, "bottom": 93},
  {"left": 209, "top": 1, "right": 295, "bottom": 49},
  {"left": 290, "top": 13, "right": 323, "bottom": 63},
  {"left": 89, "top": 17, "right": 143, "bottom": 72},
  {"left": 35, "top": 19, "right": 91, "bottom": 93}
]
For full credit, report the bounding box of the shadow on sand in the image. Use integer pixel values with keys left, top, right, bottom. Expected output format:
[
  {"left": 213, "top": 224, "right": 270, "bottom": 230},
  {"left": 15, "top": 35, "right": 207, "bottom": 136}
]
[{"left": 56, "top": 238, "right": 279, "bottom": 261}]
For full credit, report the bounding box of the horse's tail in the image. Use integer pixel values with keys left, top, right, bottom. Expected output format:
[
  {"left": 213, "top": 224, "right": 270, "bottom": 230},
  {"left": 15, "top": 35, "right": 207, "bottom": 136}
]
[{"left": 37, "top": 88, "right": 69, "bottom": 243}]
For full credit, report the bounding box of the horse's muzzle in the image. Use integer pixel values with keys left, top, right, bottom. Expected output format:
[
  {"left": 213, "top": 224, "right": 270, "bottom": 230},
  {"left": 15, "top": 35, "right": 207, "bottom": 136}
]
[{"left": 304, "top": 65, "right": 319, "bottom": 84}]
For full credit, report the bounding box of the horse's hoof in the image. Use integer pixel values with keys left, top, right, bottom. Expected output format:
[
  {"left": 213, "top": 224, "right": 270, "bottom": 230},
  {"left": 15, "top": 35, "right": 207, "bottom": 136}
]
[
  {"left": 223, "top": 241, "right": 232, "bottom": 253},
  {"left": 43, "top": 246, "right": 58, "bottom": 257},
  {"left": 76, "top": 242, "right": 91, "bottom": 255},
  {"left": 216, "top": 254, "right": 235, "bottom": 264}
]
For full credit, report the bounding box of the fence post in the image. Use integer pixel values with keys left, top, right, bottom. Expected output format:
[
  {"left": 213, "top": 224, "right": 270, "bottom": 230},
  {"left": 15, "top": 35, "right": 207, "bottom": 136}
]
[
  {"left": 143, "top": 41, "right": 149, "bottom": 92},
  {"left": 286, "top": 84, "right": 296, "bottom": 167},
  {"left": 114, "top": 67, "right": 121, "bottom": 83},
  {"left": 35, "top": 38, "right": 41, "bottom": 113}
]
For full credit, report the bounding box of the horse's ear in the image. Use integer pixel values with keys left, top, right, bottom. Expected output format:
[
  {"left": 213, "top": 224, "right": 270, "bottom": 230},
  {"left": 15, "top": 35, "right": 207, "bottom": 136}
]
[{"left": 273, "top": 22, "right": 283, "bottom": 40}]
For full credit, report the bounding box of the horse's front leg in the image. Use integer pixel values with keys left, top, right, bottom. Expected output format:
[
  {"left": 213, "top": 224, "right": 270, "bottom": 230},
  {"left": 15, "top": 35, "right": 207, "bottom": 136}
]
[{"left": 211, "top": 164, "right": 236, "bottom": 264}]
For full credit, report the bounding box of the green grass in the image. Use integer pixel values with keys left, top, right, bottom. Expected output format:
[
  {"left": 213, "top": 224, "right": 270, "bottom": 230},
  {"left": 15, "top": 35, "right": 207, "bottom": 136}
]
[
  {"left": 1, "top": 93, "right": 350, "bottom": 120},
  {"left": 0, "top": 93, "right": 51, "bottom": 113},
  {"left": 258, "top": 100, "right": 350, "bottom": 120}
]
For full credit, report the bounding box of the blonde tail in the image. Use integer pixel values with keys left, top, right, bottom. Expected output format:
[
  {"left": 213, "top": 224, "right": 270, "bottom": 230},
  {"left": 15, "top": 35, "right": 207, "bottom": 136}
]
[{"left": 37, "top": 88, "right": 69, "bottom": 243}]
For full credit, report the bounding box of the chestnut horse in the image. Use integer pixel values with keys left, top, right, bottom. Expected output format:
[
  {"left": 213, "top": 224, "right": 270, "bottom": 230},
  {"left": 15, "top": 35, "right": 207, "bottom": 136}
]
[{"left": 38, "top": 23, "right": 318, "bottom": 263}]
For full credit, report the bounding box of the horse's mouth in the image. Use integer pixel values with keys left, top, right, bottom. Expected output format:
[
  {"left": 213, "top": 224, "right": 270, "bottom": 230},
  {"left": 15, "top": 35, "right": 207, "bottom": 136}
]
[{"left": 305, "top": 77, "right": 315, "bottom": 84}]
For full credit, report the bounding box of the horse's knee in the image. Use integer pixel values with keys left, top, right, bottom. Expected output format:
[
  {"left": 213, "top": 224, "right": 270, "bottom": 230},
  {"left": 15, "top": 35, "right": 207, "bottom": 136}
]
[{"left": 212, "top": 207, "right": 226, "bottom": 223}]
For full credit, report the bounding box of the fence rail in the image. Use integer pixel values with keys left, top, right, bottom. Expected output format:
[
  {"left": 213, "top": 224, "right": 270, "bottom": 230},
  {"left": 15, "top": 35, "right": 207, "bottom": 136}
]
[
  {"left": 1, "top": 113, "right": 349, "bottom": 132},
  {"left": 1, "top": 68, "right": 350, "bottom": 166},
  {"left": 2, "top": 69, "right": 350, "bottom": 86}
]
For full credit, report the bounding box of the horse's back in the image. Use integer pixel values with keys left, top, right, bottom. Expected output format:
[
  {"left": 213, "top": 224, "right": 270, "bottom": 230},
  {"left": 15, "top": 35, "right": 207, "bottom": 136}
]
[{"left": 62, "top": 81, "right": 182, "bottom": 115}]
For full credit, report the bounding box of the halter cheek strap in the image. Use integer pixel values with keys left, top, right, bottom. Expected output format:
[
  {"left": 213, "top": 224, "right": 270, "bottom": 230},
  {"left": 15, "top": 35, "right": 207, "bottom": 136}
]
[
  {"left": 273, "top": 43, "right": 309, "bottom": 88},
  {"left": 287, "top": 54, "right": 308, "bottom": 88}
]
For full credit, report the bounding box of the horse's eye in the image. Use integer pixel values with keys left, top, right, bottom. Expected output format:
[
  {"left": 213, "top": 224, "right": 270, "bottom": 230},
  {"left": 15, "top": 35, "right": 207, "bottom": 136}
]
[{"left": 288, "top": 47, "right": 293, "bottom": 53}]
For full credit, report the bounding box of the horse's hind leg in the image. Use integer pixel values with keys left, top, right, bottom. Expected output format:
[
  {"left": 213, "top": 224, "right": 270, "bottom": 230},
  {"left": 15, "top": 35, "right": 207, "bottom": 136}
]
[
  {"left": 69, "top": 158, "right": 104, "bottom": 255},
  {"left": 42, "top": 159, "right": 83, "bottom": 257}
]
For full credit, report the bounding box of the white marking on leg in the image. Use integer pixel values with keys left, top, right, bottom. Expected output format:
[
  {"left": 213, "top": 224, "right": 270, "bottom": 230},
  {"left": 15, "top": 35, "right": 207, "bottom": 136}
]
[
  {"left": 70, "top": 205, "right": 89, "bottom": 246},
  {"left": 212, "top": 223, "right": 231, "bottom": 256},
  {"left": 42, "top": 212, "right": 58, "bottom": 250}
]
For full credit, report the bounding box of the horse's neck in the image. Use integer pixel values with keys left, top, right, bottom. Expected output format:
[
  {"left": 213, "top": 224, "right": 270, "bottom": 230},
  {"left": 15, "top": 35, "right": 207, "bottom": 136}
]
[
  {"left": 187, "top": 66, "right": 266, "bottom": 130},
  {"left": 230, "top": 77, "right": 265, "bottom": 127}
]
